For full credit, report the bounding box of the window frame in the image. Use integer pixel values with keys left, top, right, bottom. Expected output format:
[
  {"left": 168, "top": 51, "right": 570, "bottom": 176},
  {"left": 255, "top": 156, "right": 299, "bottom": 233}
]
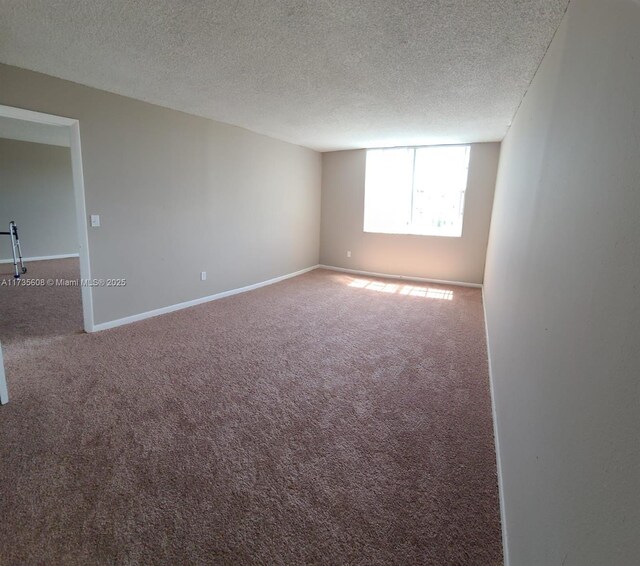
[{"left": 363, "top": 143, "right": 471, "bottom": 238}]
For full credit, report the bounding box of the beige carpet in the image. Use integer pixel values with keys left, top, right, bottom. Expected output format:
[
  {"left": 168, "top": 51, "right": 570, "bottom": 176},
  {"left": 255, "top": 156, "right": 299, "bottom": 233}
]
[
  {"left": 0, "top": 260, "right": 502, "bottom": 565},
  {"left": 0, "top": 257, "right": 84, "bottom": 344}
]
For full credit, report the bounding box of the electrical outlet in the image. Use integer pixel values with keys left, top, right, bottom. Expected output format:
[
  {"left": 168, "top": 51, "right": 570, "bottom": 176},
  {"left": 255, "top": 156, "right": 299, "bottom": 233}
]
[
  {"left": 347, "top": 250, "right": 352, "bottom": 258},
  {"left": 200, "top": 271, "right": 207, "bottom": 281}
]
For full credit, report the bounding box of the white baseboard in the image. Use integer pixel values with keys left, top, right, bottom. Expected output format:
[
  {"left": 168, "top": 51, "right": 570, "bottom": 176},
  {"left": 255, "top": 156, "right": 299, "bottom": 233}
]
[
  {"left": 0, "top": 253, "right": 79, "bottom": 264},
  {"left": 91, "top": 264, "right": 320, "bottom": 332},
  {"left": 482, "top": 288, "right": 510, "bottom": 566},
  {"left": 318, "top": 264, "right": 483, "bottom": 289}
]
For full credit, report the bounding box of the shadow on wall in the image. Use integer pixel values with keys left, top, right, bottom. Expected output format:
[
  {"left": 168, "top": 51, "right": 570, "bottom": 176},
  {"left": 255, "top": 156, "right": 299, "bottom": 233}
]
[{"left": 482, "top": 0, "right": 640, "bottom": 564}]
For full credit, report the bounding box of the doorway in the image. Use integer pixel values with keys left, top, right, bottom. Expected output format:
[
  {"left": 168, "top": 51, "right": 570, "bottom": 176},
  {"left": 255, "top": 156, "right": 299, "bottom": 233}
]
[
  {"left": 0, "top": 105, "right": 93, "bottom": 403},
  {"left": 0, "top": 105, "right": 93, "bottom": 331}
]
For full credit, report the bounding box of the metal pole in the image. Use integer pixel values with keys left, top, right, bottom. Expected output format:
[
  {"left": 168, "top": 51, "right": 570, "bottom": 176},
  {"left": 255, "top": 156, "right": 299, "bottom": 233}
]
[
  {"left": 12, "top": 222, "right": 26, "bottom": 276},
  {"left": 9, "top": 221, "right": 19, "bottom": 278},
  {"left": 8, "top": 221, "right": 26, "bottom": 278}
]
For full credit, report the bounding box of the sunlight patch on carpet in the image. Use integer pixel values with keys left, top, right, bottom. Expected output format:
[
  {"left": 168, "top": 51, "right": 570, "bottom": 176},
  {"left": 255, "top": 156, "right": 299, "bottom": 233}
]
[{"left": 348, "top": 278, "right": 453, "bottom": 300}]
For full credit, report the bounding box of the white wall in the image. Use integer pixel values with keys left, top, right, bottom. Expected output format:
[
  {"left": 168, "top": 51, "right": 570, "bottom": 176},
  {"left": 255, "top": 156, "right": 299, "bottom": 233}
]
[
  {"left": 0, "top": 64, "right": 321, "bottom": 325},
  {"left": 320, "top": 143, "right": 500, "bottom": 284},
  {"left": 0, "top": 138, "right": 78, "bottom": 262},
  {"left": 484, "top": 0, "right": 640, "bottom": 564}
]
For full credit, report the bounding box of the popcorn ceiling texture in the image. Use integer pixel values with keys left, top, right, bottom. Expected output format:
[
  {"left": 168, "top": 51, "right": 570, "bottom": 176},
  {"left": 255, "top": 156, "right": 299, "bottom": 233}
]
[{"left": 0, "top": 1, "right": 568, "bottom": 151}]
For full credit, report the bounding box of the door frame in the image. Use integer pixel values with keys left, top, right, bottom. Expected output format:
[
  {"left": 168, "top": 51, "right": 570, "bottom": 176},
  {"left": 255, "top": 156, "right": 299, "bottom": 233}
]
[
  {"left": 0, "top": 104, "right": 94, "bottom": 332},
  {"left": 0, "top": 342, "right": 8, "bottom": 404}
]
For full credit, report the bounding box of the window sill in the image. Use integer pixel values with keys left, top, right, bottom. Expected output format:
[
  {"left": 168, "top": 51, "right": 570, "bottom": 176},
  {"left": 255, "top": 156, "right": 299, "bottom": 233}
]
[{"left": 363, "top": 229, "right": 463, "bottom": 239}]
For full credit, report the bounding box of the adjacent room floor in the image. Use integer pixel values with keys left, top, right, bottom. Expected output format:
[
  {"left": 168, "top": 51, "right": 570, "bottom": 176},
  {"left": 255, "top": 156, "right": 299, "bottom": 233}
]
[
  {"left": 0, "top": 263, "right": 502, "bottom": 565},
  {"left": 0, "top": 257, "right": 83, "bottom": 345}
]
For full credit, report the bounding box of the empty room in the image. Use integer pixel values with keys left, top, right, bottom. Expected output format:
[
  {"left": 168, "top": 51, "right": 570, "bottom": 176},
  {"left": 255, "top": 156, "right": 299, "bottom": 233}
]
[{"left": 0, "top": 1, "right": 638, "bottom": 565}]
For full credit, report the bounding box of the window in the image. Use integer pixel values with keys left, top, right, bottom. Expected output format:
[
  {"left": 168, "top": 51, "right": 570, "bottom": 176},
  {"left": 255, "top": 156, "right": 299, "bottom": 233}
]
[{"left": 363, "top": 145, "right": 470, "bottom": 237}]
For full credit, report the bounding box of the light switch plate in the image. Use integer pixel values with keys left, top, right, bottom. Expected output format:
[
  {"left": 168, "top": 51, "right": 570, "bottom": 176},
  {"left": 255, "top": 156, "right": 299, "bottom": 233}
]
[{"left": 90, "top": 214, "right": 100, "bottom": 228}]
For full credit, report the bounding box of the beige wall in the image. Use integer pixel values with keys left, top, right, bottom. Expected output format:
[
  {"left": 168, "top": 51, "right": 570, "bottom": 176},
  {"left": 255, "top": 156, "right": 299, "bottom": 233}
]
[
  {"left": 0, "top": 138, "right": 77, "bottom": 262},
  {"left": 320, "top": 143, "right": 499, "bottom": 284},
  {"left": 484, "top": 0, "right": 640, "bottom": 564},
  {"left": 0, "top": 64, "right": 321, "bottom": 325}
]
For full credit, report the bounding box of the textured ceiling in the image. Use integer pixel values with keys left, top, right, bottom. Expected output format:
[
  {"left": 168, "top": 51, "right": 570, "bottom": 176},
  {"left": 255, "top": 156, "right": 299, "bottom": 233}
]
[{"left": 0, "top": 1, "right": 569, "bottom": 151}]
